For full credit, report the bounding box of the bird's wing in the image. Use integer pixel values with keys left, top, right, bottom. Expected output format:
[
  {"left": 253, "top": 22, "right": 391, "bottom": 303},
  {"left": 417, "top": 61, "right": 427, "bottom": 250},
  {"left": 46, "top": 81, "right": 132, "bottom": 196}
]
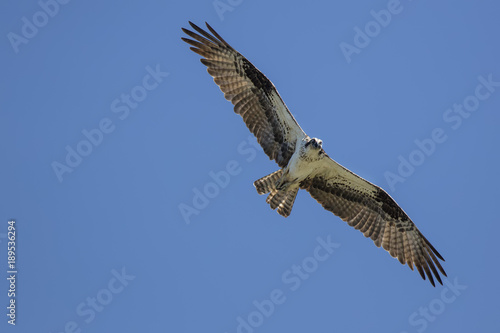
[
  {"left": 300, "top": 155, "right": 447, "bottom": 286},
  {"left": 182, "top": 22, "right": 307, "bottom": 168}
]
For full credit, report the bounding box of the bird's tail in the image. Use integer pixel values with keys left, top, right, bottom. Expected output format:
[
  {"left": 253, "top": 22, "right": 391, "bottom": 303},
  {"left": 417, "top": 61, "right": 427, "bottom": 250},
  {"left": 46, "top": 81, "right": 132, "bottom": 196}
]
[{"left": 253, "top": 170, "right": 298, "bottom": 218}]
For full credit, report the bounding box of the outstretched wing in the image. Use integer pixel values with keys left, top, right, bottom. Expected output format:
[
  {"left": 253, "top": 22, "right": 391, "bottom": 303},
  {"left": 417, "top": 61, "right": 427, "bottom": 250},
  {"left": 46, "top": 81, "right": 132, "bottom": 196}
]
[
  {"left": 182, "top": 22, "right": 306, "bottom": 168},
  {"left": 300, "top": 156, "right": 447, "bottom": 286}
]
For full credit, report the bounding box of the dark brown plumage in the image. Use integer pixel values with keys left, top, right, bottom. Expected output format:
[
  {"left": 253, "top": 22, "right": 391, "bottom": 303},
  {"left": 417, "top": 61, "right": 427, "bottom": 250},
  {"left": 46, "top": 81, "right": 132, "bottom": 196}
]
[
  {"left": 181, "top": 21, "right": 305, "bottom": 168},
  {"left": 299, "top": 172, "right": 446, "bottom": 286}
]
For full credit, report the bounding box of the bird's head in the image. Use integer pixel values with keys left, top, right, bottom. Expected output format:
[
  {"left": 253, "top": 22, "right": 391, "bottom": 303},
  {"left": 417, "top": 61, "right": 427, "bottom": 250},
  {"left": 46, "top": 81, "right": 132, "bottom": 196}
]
[{"left": 305, "top": 137, "right": 323, "bottom": 150}]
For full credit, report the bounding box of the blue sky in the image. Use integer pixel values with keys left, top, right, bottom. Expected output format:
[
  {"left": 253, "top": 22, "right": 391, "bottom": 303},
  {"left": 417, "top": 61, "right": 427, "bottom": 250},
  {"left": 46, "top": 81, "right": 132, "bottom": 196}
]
[{"left": 1, "top": 0, "right": 499, "bottom": 332}]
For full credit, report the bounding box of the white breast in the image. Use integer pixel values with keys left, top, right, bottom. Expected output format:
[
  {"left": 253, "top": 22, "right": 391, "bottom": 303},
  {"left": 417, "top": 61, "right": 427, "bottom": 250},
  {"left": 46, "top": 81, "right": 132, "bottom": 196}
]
[{"left": 287, "top": 141, "right": 320, "bottom": 182}]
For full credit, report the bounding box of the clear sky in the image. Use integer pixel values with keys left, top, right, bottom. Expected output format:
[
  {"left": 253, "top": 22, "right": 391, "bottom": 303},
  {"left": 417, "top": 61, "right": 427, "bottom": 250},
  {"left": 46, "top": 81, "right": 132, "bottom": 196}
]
[{"left": 1, "top": 1, "right": 499, "bottom": 332}]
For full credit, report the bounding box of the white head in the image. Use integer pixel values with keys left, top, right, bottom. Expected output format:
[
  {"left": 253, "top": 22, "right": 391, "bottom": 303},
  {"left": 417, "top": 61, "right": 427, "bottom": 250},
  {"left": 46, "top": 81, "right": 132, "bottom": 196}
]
[
  {"left": 302, "top": 137, "right": 324, "bottom": 160},
  {"left": 304, "top": 137, "right": 323, "bottom": 150}
]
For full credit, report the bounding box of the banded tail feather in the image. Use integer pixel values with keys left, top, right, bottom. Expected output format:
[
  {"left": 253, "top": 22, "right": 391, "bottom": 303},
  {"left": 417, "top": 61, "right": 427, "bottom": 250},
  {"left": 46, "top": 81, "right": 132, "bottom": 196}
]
[
  {"left": 254, "top": 170, "right": 282, "bottom": 194},
  {"left": 254, "top": 170, "right": 298, "bottom": 217}
]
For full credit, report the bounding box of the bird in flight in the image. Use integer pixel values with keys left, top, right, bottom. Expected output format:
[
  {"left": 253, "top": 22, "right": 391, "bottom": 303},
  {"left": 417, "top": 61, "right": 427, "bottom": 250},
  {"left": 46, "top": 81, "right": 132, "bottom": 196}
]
[{"left": 181, "top": 22, "right": 447, "bottom": 286}]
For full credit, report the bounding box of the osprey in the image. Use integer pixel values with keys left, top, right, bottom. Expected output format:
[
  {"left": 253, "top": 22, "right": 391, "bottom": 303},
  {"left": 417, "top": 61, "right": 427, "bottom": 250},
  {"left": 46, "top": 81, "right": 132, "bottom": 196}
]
[{"left": 182, "top": 22, "right": 447, "bottom": 286}]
